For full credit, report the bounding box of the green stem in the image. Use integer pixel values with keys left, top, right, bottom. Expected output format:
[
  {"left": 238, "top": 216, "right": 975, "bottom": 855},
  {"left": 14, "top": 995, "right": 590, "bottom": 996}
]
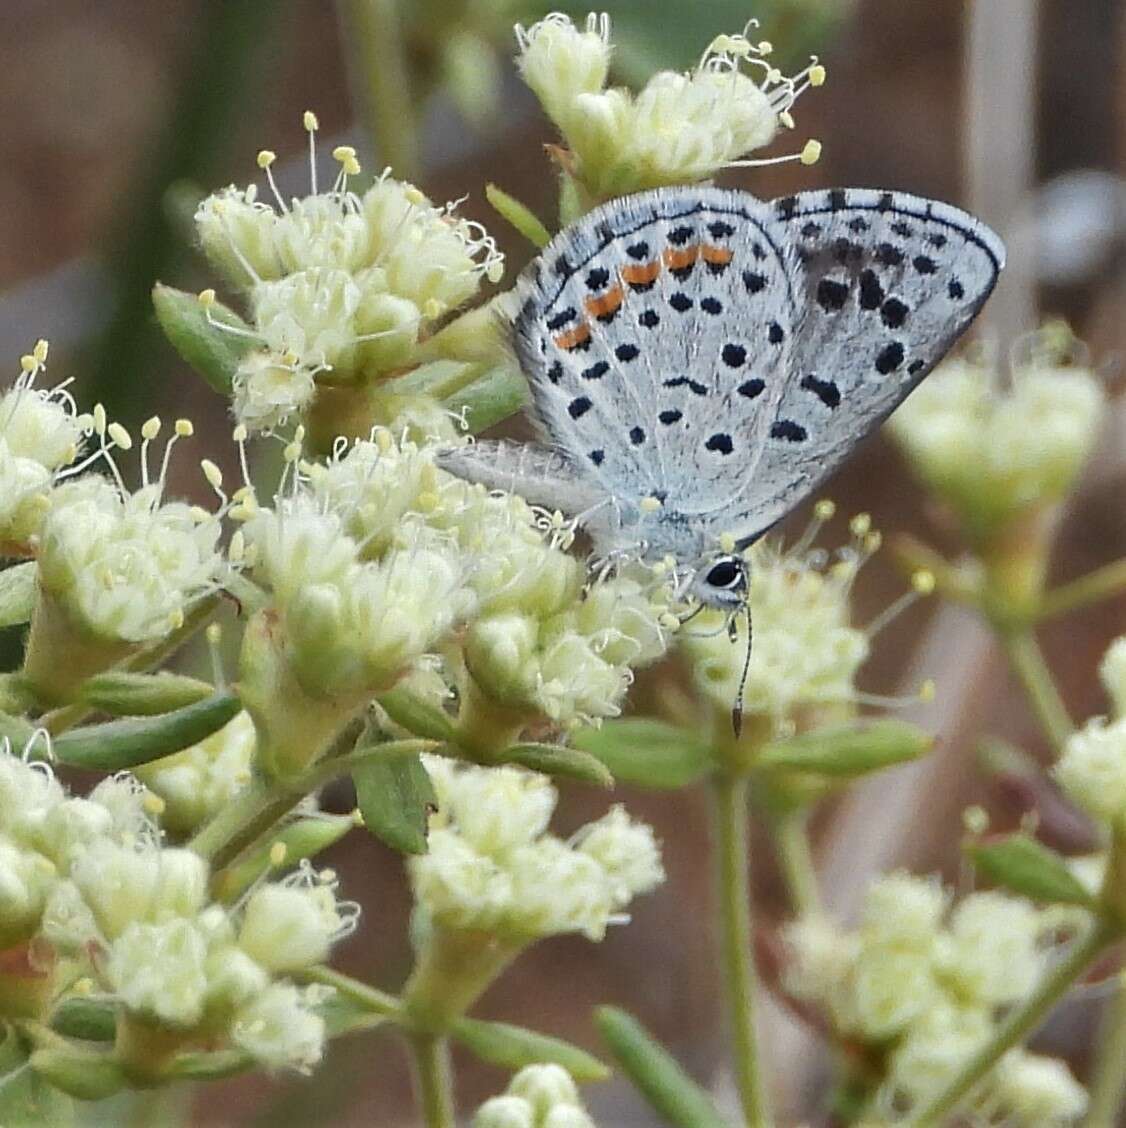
[
  {"left": 1040, "top": 558, "right": 1126, "bottom": 621},
  {"left": 298, "top": 966, "right": 403, "bottom": 1020},
  {"left": 909, "top": 920, "right": 1116, "bottom": 1126},
  {"left": 999, "top": 630, "right": 1073, "bottom": 756},
  {"left": 1086, "top": 974, "right": 1126, "bottom": 1126},
  {"left": 710, "top": 775, "right": 771, "bottom": 1128},
  {"left": 339, "top": 0, "right": 421, "bottom": 180},
  {"left": 773, "top": 810, "right": 821, "bottom": 918},
  {"left": 187, "top": 775, "right": 304, "bottom": 868},
  {"left": 408, "top": 1033, "right": 456, "bottom": 1128}
]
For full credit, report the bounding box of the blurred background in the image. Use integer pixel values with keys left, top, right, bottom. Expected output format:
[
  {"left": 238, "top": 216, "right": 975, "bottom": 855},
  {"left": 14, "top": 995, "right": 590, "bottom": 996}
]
[{"left": 3, "top": 0, "right": 1125, "bottom": 1123}]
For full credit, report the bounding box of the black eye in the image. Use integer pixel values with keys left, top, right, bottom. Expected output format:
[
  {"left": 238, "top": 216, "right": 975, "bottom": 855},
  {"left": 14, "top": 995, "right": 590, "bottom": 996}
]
[{"left": 705, "top": 559, "right": 742, "bottom": 589}]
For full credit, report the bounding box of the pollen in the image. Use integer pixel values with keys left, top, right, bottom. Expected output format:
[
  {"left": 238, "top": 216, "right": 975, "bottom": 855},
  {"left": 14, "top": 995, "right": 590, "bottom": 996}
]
[
  {"left": 33, "top": 338, "right": 49, "bottom": 363},
  {"left": 142, "top": 791, "right": 166, "bottom": 815},
  {"left": 232, "top": 424, "right": 249, "bottom": 443},
  {"left": 92, "top": 404, "right": 107, "bottom": 436},
  {"left": 778, "top": 110, "right": 795, "bottom": 129},
  {"left": 269, "top": 840, "right": 288, "bottom": 867}
]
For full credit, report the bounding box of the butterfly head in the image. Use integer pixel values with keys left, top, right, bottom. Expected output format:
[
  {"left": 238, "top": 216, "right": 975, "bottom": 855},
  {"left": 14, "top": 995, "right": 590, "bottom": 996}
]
[{"left": 688, "top": 552, "right": 748, "bottom": 611}]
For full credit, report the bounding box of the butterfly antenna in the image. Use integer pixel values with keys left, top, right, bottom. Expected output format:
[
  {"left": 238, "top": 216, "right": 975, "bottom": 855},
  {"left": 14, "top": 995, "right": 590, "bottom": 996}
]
[{"left": 731, "top": 601, "right": 753, "bottom": 737}]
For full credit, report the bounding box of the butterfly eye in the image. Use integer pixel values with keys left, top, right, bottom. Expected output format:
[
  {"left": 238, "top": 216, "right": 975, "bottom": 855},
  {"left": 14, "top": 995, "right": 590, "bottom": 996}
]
[{"left": 705, "top": 558, "right": 744, "bottom": 590}]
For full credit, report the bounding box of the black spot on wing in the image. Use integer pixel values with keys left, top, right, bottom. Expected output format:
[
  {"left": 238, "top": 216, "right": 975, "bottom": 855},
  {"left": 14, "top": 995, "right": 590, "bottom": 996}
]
[
  {"left": 708, "top": 220, "right": 735, "bottom": 239},
  {"left": 881, "top": 298, "right": 909, "bottom": 329},
  {"left": 627, "top": 242, "right": 649, "bottom": 260},
  {"left": 801, "top": 221, "right": 822, "bottom": 238},
  {"left": 582, "top": 361, "right": 609, "bottom": 380},
  {"left": 948, "top": 279, "right": 965, "bottom": 300},
  {"left": 615, "top": 344, "right": 639, "bottom": 362},
  {"left": 629, "top": 426, "right": 646, "bottom": 445},
  {"left": 768, "top": 322, "right": 785, "bottom": 344},
  {"left": 848, "top": 217, "right": 870, "bottom": 233},
  {"left": 722, "top": 344, "right": 746, "bottom": 368},
  {"left": 569, "top": 397, "right": 592, "bottom": 419},
  {"left": 828, "top": 189, "right": 848, "bottom": 211},
  {"left": 859, "top": 270, "right": 885, "bottom": 311},
  {"left": 891, "top": 221, "right": 914, "bottom": 238},
  {"left": 908, "top": 360, "right": 925, "bottom": 375},
  {"left": 876, "top": 192, "right": 895, "bottom": 212},
  {"left": 547, "top": 361, "right": 563, "bottom": 384},
  {"left": 913, "top": 255, "right": 938, "bottom": 275},
  {"left": 668, "top": 225, "right": 694, "bottom": 246},
  {"left": 875, "top": 243, "right": 904, "bottom": 267},
  {"left": 700, "top": 297, "right": 723, "bottom": 315},
  {"left": 659, "top": 409, "right": 683, "bottom": 425},
  {"left": 546, "top": 308, "right": 576, "bottom": 331},
  {"left": 875, "top": 342, "right": 905, "bottom": 375},
  {"left": 669, "top": 292, "right": 693, "bottom": 312},
  {"left": 776, "top": 196, "right": 799, "bottom": 220},
  {"left": 664, "top": 377, "right": 708, "bottom": 396},
  {"left": 771, "top": 420, "right": 807, "bottom": 442},
  {"left": 705, "top": 433, "right": 734, "bottom": 455},
  {"left": 589, "top": 450, "right": 604, "bottom": 466},
  {"left": 586, "top": 267, "right": 610, "bottom": 290},
  {"left": 639, "top": 309, "right": 660, "bottom": 328},
  {"left": 743, "top": 271, "right": 768, "bottom": 294},
  {"left": 800, "top": 374, "right": 841, "bottom": 409},
  {"left": 816, "top": 278, "right": 849, "bottom": 312},
  {"left": 738, "top": 379, "right": 765, "bottom": 399}
]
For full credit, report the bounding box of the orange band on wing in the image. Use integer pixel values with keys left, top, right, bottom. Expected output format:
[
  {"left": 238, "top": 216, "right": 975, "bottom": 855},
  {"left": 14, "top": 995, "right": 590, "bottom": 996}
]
[
  {"left": 620, "top": 260, "right": 661, "bottom": 286},
  {"left": 554, "top": 322, "right": 592, "bottom": 350},
  {"left": 584, "top": 284, "right": 624, "bottom": 320},
  {"left": 662, "top": 245, "right": 700, "bottom": 270},
  {"left": 701, "top": 245, "right": 734, "bottom": 265}
]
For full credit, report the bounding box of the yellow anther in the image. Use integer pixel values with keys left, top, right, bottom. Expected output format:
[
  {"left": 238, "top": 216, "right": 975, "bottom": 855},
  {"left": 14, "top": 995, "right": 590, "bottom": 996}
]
[
  {"left": 269, "top": 841, "right": 288, "bottom": 867},
  {"left": 864, "top": 530, "right": 882, "bottom": 554},
  {"left": 201, "top": 459, "right": 223, "bottom": 489},
  {"left": 75, "top": 977, "right": 94, "bottom": 996},
  {"left": 778, "top": 110, "right": 795, "bottom": 130},
  {"left": 719, "top": 532, "right": 737, "bottom": 553},
  {"left": 639, "top": 496, "right": 662, "bottom": 513},
  {"left": 143, "top": 792, "right": 166, "bottom": 816},
  {"left": 19, "top": 354, "right": 36, "bottom": 373},
  {"left": 809, "top": 63, "right": 827, "bottom": 86},
  {"left": 169, "top": 608, "right": 185, "bottom": 630},
  {"left": 189, "top": 505, "right": 210, "bottom": 523},
  {"left": 800, "top": 139, "right": 822, "bottom": 166},
  {"left": 423, "top": 298, "right": 446, "bottom": 320},
  {"left": 206, "top": 622, "right": 222, "bottom": 645},
  {"left": 766, "top": 67, "right": 782, "bottom": 84},
  {"left": 282, "top": 350, "right": 299, "bottom": 367},
  {"left": 849, "top": 512, "right": 871, "bottom": 538},
  {"left": 405, "top": 186, "right": 426, "bottom": 206},
  {"left": 302, "top": 110, "right": 319, "bottom": 132},
  {"left": 107, "top": 422, "right": 132, "bottom": 450},
  {"left": 332, "top": 144, "right": 356, "bottom": 162},
  {"left": 198, "top": 288, "right": 216, "bottom": 307},
  {"left": 232, "top": 423, "right": 248, "bottom": 443},
  {"left": 256, "top": 149, "right": 277, "bottom": 169},
  {"left": 33, "top": 339, "right": 49, "bottom": 363},
  {"left": 283, "top": 441, "right": 302, "bottom": 462},
  {"left": 911, "top": 570, "right": 937, "bottom": 596},
  {"left": 93, "top": 404, "right": 108, "bottom": 436},
  {"left": 918, "top": 678, "right": 936, "bottom": 703},
  {"left": 141, "top": 416, "right": 162, "bottom": 441},
  {"left": 318, "top": 867, "right": 336, "bottom": 884},
  {"left": 293, "top": 424, "right": 306, "bottom": 443},
  {"left": 758, "top": 40, "right": 773, "bottom": 54},
  {"left": 375, "top": 430, "right": 393, "bottom": 454},
  {"left": 229, "top": 530, "right": 245, "bottom": 562},
  {"left": 175, "top": 418, "right": 194, "bottom": 437},
  {"left": 814, "top": 498, "right": 836, "bottom": 521},
  {"left": 963, "top": 805, "right": 989, "bottom": 835}
]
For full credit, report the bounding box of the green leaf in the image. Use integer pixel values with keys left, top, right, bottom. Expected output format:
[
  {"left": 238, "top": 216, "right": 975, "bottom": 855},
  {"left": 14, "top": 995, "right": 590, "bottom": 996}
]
[
  {"left": 214, "top": 813, "right": 355, "bottom": 902},
  {"left": 756, "top": 720, "right": 932, "bottom": 778},
  {"left": 497, "top": 743, "right": 613, "bottom": 788},
  {"left": 441, "top": 363, "right": 527, "bottom": 435},
  {"left": 77, "top": 671, "right": 215, "bottom": 716},
  {"left": 52, "top": 691, "right": 241, "bottom": 771},
  {"left": 353, "top": 751, "right": 436, "bottom": 855},
  {"left": 968, "top": 834, "right": 1097, "bottom": 908},
  {"left": 50, "top": 997, "right": 116, "bottom": 1042},
  {"left": 378, "top": 686, "right": 457, "bottom": 742},
  {"left": 152, "top": 283, "right": 259, "bottom": 395},
  {"left": 486, "top": 183, "right": 551, "bottom": 248},
  {"left": 571, "top": 719, "right": 713, "bottom": 789},
  {"left": 595, "top": 1007, "right": 727, "bottom": 1128},
  {"left": 0, "top": 1029, "right": 75, "bottom": 1127},
  {"left": 28, "top": 1046, "right": 124, "bottom": 1102},
  {"left": 0, "top": 563, "right": 36, "bottom": 628},
  {"left": 451, "top": 1017, "right": 610, "bottom": 1082}
]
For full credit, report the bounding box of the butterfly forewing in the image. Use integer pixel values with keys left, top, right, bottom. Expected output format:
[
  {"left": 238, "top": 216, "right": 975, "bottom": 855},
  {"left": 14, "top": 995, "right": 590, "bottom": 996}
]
[
  {"left": 703, "top": 187, "right": 1004, "bottom": 545},
  {"left": 511, "top": 189, "right": 796, "bottom": 539}
]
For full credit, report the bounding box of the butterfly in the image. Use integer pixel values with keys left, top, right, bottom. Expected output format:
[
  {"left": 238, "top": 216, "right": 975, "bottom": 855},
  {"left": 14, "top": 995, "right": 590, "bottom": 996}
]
[{"left": 438, "top": 186, "right": 1003, "bottom": 723}]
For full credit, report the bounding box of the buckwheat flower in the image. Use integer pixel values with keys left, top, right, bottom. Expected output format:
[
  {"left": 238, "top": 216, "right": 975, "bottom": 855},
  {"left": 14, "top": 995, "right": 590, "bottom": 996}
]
[
  {"left": 194, "top": 185, "right": 284, "bottom": 290},
  {"left": 271, "top": 191, "right": 371, "bottom": 275},
  {"left": 0, "top": 837, "right": 57, "bottom": 947},
  {"left": 860, "top": 872, "right": 948, "bottom": 948},
  {"left": 230, "top": 982, "right": 326, "bottom": 1072},
  {"left": 575, "top": 805, "right": 664, "bottom": 905},
  {"left": 475, "top": 1096, "right": 536, "bottom": 1128},
  {"left": 1055, "top": 715, "right": 1126, "bottom": 825},
  {"left": 33, "top": 797, "right": 114, "bottom": 868},
  {"left": 135, "top": 711, "right": 256, "bottom": 834},
  {"left": 437, "top": 762, "right": 556, "bottom": 857},
  {"left": 938, "top": 891, "right": 1045, "bottom": 1007},
  {"left": 87, "top": 772, "right": 157, "bottom": 841},
  {"left": 985, "top": 1050, "right": 1088, "bottom": 1127},
  {"left": 36, "top": 476, "right": 222, "bottom": 644},
  {"left": 237, "top": 870, "right": 359, "bottom": 973},
  {"left": 851, "top": 943, "right": 940, "bottom": 1040},
  {"left": 883, "top": 1002, "right": 993, "bottom": 1107},
  {"left": 514, "top": 13, "right": 612, "bottom": 128},
  {"left": 231, "top": 350, "right": 317, "bottom": 433},
  {"left": 0, "top": 750, "right": 65, "bottom": 845},
  {"left": 782, "top": 916, "right": 858, "bottom": 1010},
  {"left": 475, "top": 1064, "right": 596, "bottom": 1128},
  {"left": 1100, "top": 636, "right": 1126, "bottom": 717},
  {"left": 511, "top": 1064, "right": 586, "bottom": 1121},
  {"left": 526, "top": 629, "right": 627, "bottom": 723},
  {"left": 40, "top": 879, "right": 99, "bottom": 953},
  {"left": 681, "top": 534, "right": 869, "bottom": 723},
  {"left": 888, "top": 329, "right": 1106, "bottom": 541},
  {"left": 105, "top": 917, "right": 210, "bottom": 1028}
]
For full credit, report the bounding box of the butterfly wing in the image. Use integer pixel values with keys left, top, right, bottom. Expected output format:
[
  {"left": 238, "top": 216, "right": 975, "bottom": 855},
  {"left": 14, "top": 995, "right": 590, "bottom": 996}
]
[
  {"left": 509, "top": 187, "right": 798, "bottom": 556},
  {"left": 700, "top": 187, "right": 1004, "bottom": 546}
]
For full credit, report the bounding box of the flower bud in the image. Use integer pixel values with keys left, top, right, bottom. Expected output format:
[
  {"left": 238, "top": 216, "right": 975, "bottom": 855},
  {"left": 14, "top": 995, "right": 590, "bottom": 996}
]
[
  {"left": 473, "top": 1096, "right": 535, "bottom": 1128},
  {"left": 0, "top": 838, "right": 56, "bottom": 947},
  {"left": 1055, "top": 717, "right": 1126, "bottom": 826},
  {"left": 465, "top": 614, "right": 540, "bottom": 705},
  {"left": 106, "top": 918, "right": 210, "bottom": 1027},
  {"left": 231, "top": 983, "right": 326, "bottom": 1071},
  {"left": 508, "top": 1063, "right": 581, "bottom": 1116},
  {"left": 194, "top": 186, "right": 283, "bottom": 290},
  {"left": 577, "top": 805, "right": 665, "bottom": 907},
  {"left": 987, "top": 1050, "right": 1088, "bottom": 1127},
  {"left": 232, "top": 350, "right": 317, "bottom": 433},
  {"left": 238, "top": 882, "right": 348, "bottom": 972},
  {"left": 515, "top": 14, "right": 612, "bottom": 130}
]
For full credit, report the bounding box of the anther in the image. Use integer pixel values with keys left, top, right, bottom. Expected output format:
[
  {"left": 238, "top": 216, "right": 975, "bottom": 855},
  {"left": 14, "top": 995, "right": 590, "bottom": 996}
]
[
  {"left": 107, "top": 422, "right": 132, "bottom": 450},
  {"left": 201, "top": 459, "right": 224, "bottom": 489},
  {"left": 302, "top": 110, "right": 319, "bottom": 132},
  {"left": 175, "top": 418, "right": 194, "bottom": 437},
  {"left": 141, "top": 416, "right": 162, "bottom": 441},
  {"left": 198, "top": 289, "right": 216, "bottom": 307},
  {"left": 809, "top": 63, "right": 827, "bottom": 86},
  {"left": 256, "top": 149, "right": 277, "bottom": 169},
  {"left": 814, "top": 498, "right": 836, "bottom": 521},
  {"left": 269, "top": 841, "right": 288, "bottom": 867},
  {"left": 911, "top": 570, "right": 937, "bottom": 595},
  {"left": 93, "top": 404, "right": 107, "bottom": 436},
  {"left": 800, "top": 140, "right": 822, "bottom": 165}
]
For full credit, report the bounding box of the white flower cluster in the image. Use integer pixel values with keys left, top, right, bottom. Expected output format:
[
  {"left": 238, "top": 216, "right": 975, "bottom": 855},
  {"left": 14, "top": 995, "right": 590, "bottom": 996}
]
[
  {"left": 195, "top": 118, "right": 504, "bottom": 431},
  {"left": 242, "top": 432, "right": 670, "bottom": 726},
  {"left": 888, "top": 326, "right": 1106, "bottom": 542},
  {"left": 410, "top": 757, "right": 663, "bottom": 942},
  {"left": 1056, "top": 636, "right": 1126, "bottom": 826},
  {"left": 784, "top": 874, "right": 1086, "bottom": 1124},
  {"left": 0, "top": 743, "right": 352, "bottom": 1072},
  {"left": 473, "top": 1064, "right": 597, "bottom": 1128},
  {"left": 679, "top": 515, "right": 873, "bottom": 723},
  {"left": 515, "top": 13, "right": 824, "bottom": 199},
  {"left": 0, "top": 341, "right": 85, "bottom": 551}
]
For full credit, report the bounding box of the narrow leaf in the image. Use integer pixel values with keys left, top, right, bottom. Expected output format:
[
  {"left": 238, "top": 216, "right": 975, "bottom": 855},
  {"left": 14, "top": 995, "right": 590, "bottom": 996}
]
[
  {"left": 0, "top": 562, "right": 36, "bottom": 627},
  {"left": 571, "top": 720, "right": 713, "bottom": 789},
  {"left": 0, "top": 1030, "right": 75, "bottom": 1126},
  {"left": 968, "top": 834, "right": 1097, "bottom": 908},
  {"left": 353, "top": 751, "right": 436, "bottom": 855},
  {"left": 485, "top": 183, "right": 551, "bottom": 248},
  {"left": 452, "top": 1017, "right": 610, "bottom": 1082},
  {"left": 595, "top": 1007, "right": 727, "bottom": 1128},
  {"left": 378, "top": 686, "right": 457, "bottom": 742},
  {"left": 756, "top": 720, "right": 932, "bottom": 778},
  {"left": 77, "top": 671, "right": 215, "bottom": 716},
  {"left": 152, "top": 283, "right": 259, "bottom": 395},
  {"left": 498, "top": 743, "right": 613, "bottom": 788},
  {"left": 52, "top": 691, "right": 241, "bottom": 770},
  {"left": 28, "top": 1047, "right": 124, "bottom": 1102}
]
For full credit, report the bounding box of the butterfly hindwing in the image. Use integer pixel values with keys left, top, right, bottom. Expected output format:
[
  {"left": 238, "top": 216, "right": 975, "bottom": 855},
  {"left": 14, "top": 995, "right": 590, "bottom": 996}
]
[
  {"left": 511, "top": 188, "right": 797, "bottom": 550},
  {"left": 701, "top": 187, "right": 1004, "bottom": 545}
]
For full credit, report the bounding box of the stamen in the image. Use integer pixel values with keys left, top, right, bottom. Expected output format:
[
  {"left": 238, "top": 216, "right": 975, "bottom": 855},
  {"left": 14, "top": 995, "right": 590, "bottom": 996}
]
[
  {"left": 256, "top": 148, "right": 288, "bottom": 213},
  {"left": 303, "top": 110, "right": 320, "bottom": 195}
]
